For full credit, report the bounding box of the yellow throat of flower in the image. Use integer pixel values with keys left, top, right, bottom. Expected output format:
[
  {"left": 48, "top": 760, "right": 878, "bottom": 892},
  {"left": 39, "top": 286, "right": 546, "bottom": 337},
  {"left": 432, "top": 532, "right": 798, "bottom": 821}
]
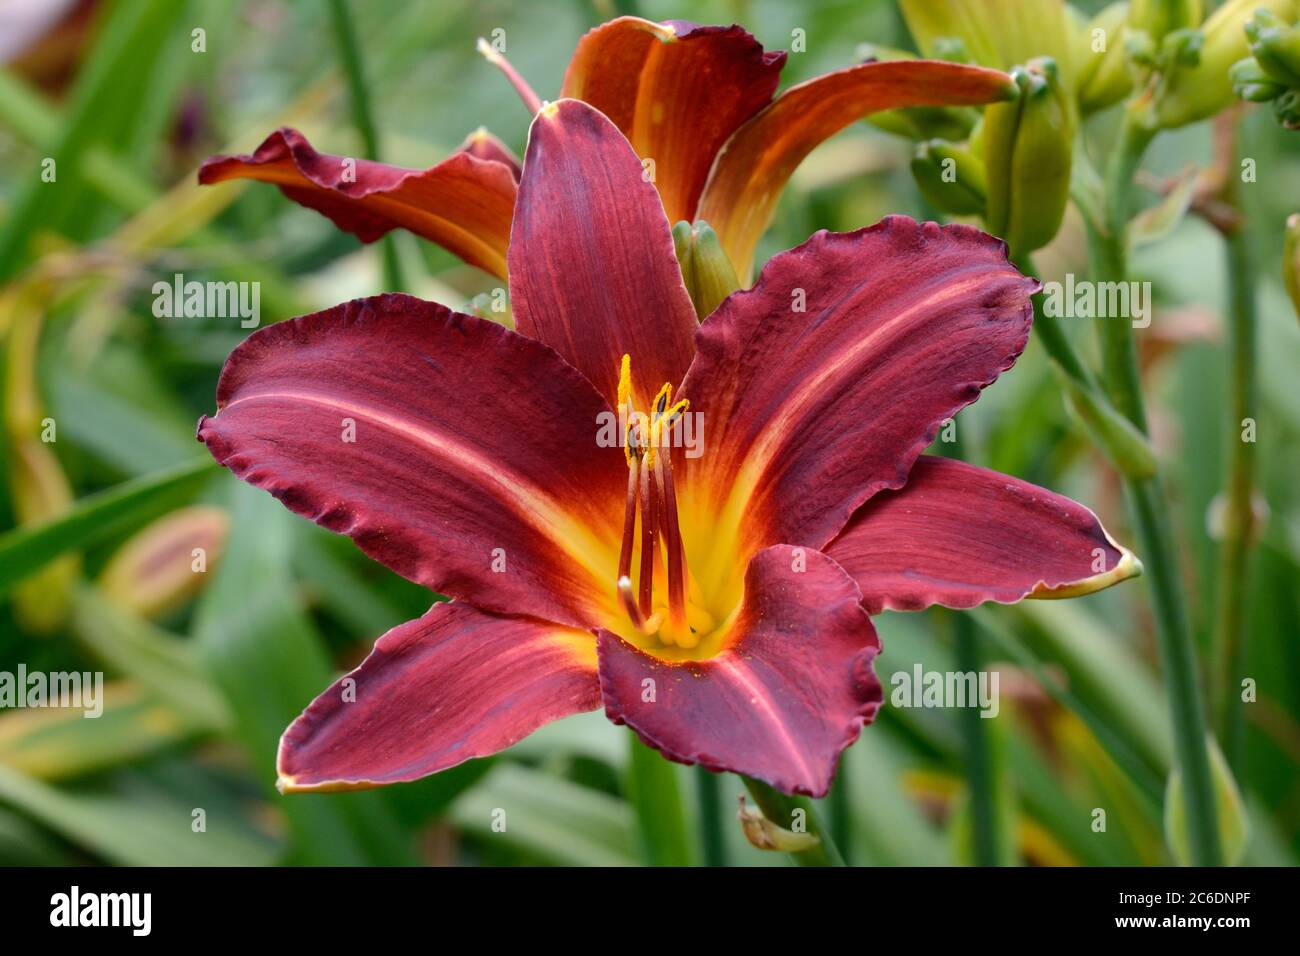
[{"left": 613, "top": 354, "right": 724, "bottom": 654}]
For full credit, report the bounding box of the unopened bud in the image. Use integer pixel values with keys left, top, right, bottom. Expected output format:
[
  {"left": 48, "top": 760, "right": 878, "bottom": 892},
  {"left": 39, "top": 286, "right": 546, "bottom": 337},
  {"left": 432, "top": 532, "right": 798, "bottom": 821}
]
[
  {"left": 1284, "top": 213, "right": 1300, "bottom": 321},
  {"left": 983, "top": 57, "right": 1074, "bottom": 257},
  {"left": 910, "top": 140, "right": 987, "bottom": 216},
  {"left": 1077, "top": 3, "right": 1135, "bottom": 115},
  {"left": 671, "top": 219, "right": 741, "bottom": 320},
  {"left": 737, "top": 795, "right": 821, "bottom": 853},
  {"left": 97, "top": 505, "right": 229, "bottom": 619},
  {"left": 1155, "top": 0, "right": 1298, "bottom": 128},
  {"left": 1128, "top": 0, "right": 1203, "bottom": 42}
]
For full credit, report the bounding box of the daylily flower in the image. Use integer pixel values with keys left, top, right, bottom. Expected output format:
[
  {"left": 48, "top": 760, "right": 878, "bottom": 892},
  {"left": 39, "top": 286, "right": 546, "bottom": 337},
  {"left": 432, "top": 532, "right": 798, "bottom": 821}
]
[
  {"left": 197, "top": 16, "right": 1017, "bottom": 282},
  {"left": 197, "top": 100, "right": 1140, "bottom": 798}
]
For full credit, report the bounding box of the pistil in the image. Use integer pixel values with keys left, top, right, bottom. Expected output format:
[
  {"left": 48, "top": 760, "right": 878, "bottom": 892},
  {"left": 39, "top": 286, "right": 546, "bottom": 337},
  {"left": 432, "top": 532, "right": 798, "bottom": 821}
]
[{"left": 476, "top": 38, "right": 544, "bottom": 116}]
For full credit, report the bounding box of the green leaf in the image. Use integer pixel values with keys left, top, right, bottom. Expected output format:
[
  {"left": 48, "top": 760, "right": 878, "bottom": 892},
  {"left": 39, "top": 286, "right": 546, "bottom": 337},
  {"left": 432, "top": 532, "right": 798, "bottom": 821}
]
[
  {"left": 192, "top": 483, "right": 417, "bottom": 866},
  {"left": 0, "top": 764, "right": 277, "bottom": 866},
  {"left": 626, "top": 732, "right": 694, "bottom": 866},
  {"left": 0, "top": 458, "right": 215, "bottom": 595},
  {"left": 450, "top": 765, "right": 638, "bottom": 866}
]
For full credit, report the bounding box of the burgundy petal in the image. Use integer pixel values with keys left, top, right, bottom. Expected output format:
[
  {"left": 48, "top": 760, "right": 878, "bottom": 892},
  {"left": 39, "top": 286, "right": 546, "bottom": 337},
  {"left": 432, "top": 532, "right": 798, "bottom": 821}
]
[
  {"left": 199, "top": 127, "right": 517, "bottom": 278},
  {"left": 677, "top": 217, "right": 1039, "bottom": 567},
  {"left": 560, "top": 17, "right": 785, "bottom": 223},
  {"left": 509, "top": 99, "right": 698, "bottom": 409},
  {"left": 197, "top": 293, "right": 627, "bottom": 630},
  {"left": 826, "top": 456, "right": 1142, "bottom": 613},
  {"left": 457, "top": 126, "right": 521, "bottom": 180},
  {"left": 598, "top": 545, "right": 882, "bottom": 797},
  {"left": 278, "top": 602, "right": 600, "bottom": 792}
]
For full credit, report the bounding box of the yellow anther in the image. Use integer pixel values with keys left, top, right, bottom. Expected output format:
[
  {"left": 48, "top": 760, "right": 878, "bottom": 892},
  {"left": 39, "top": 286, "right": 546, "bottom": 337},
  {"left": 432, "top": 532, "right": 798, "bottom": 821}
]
[
  {"left": 617, "top": 354, "right": 632, "bottom": 410},
  {"left": 651, "top": 382, "right": 673, "bottom": 420}
]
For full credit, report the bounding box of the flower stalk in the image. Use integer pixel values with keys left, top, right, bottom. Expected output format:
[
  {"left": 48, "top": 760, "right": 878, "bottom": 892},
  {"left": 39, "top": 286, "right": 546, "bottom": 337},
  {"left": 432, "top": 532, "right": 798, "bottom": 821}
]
[
  {"left": 1088, "top": 103, "right": 1223, "bottom": 866},
  {"left": 326, "top": 0, "right": 406, "bottom": 292}
]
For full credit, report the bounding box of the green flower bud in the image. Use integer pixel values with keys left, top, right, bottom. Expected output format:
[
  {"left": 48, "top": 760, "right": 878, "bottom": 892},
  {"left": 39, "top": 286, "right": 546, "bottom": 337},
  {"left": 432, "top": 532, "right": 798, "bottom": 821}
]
[
  {"left": 1284, "top": 213, "right": 1300, "bottom": 321},
  {"left": 910, "top": 139, "right": 987, "bottom": 216},
  {"left": 983, "top": 57, "right": 1075, "bottom": 258},
  {"left": 672, "top": 220, "right": 741, "bottom": 320},
  {"left": 1155, "top": 0, "right": 1299, "bottom": 128},
  {"left": 1076, "top": 2, "right": 1135, "bottom": 114},
  {"left": 1230, "top": 56, "right": 1289, "bottom": 101},
  {"left": 97, "top": 506, "right": 230, "bottom": 619},
  {"left": 1244, "top": 8, "right": 1300, "bottom": 84},
  {"left": 1128, "top": 0, "right": 1202, "bottom": 41},
  {"left": 1164, "top": 737, "right": 1249, "bottom": 866},
  {"left": 900, "top": 0, "right": 1075, "bottom": 83}
]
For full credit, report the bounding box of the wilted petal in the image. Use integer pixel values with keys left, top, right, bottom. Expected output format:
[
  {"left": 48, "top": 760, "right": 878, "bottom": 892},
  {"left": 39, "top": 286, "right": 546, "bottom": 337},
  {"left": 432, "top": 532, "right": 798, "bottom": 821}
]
[
  {"left": 277, "top": 602, "right": 600, "bottom": 792},
  {"left": 199, "top": 127, "right": 517, "bottom": 278},
  {"left": 560, "top": 17, "right": 785, "bottom": 223},
  {"left": 697, "top": 60, "right": 1017, "bottom": 279},
  {"left": 197, "top": 293, "right": 626, "bottom": 629},
  {"left": 510, "top": 99, "right": 698, "bottom": 409},
  {"left": 826, "top": 456, "right": 1142, "bottom": 613},
  {"left": 678, "top": 218, "right": 1038, "bottom": 567},
  {"left": 598, "top": 545, "right": 881, "bottom": 798}
]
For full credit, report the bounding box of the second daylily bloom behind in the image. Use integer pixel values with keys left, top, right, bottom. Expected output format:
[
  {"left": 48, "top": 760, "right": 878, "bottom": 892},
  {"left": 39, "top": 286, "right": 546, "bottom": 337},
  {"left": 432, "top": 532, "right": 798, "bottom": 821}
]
[
  {"left": 198, "top": 99, "right": 1140, "bottom": 798},
  {"left": 199, "top": 16, "right": 1017, "bottom": 282}
]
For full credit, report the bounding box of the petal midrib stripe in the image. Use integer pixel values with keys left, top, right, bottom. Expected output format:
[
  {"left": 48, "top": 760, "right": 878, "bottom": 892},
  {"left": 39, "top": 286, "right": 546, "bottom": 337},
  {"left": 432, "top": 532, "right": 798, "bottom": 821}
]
[{"left": 221, "top": 389, "right": 615, "bottom": 583}]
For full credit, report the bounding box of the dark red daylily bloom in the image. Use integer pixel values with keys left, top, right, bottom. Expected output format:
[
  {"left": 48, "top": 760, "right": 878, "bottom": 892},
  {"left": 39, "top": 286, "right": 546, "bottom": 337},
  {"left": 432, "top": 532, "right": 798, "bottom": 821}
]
[
  {"left": 197, "top": 100, "right": 1139, "bottom": 798},
  {"left": 198, "top": 17, "right": 1016, "bottom": 281}
]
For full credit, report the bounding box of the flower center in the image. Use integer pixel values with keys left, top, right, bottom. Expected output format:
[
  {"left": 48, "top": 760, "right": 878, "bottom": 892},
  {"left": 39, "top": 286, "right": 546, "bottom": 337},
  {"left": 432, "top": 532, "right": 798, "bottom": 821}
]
[{"left": 613, "top": 355, "right": 719, "bottom": 651}]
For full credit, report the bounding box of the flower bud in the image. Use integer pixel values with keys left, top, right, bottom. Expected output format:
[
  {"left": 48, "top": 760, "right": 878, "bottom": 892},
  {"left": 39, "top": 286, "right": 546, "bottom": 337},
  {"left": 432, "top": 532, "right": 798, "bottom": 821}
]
[
  {"left": 900, "top": 0, "right": 1075, "bottom": 82},
  {"left": 1128, "top": 0, "right": 1202, "bottom": 41},
  {"left": 910, "top": 139, "right": 987, "bottom": 216},
  {"left": 1230, "top": 56, "right": 1289, "bottom": 101},
  {"left": 983, "top": 57, "right": 1074, "bottom": 258},
  {"left": 1076, "top": 3, "right": 1135, "bottom": 115},
  {"left": 1244, "top": 7, "right": 1300, "bottom": 84},
  {"left": 671, "top": 220, "right": 741, "bottom": 320},
  {"left": 1164, "top": 737, "right": 1249, "bottom": 866},
  {"left": 1155, "top": 0, "right": 1298, "bottom": 128},
  {"left": 97, "top": 505, "right": 229, "bottom": 619},
  {"left": 737, "top": 795, "right": 821, "bottom": 853},
  {"left": 1284, "top": 213, "right": 1300, "bottom": 321}
]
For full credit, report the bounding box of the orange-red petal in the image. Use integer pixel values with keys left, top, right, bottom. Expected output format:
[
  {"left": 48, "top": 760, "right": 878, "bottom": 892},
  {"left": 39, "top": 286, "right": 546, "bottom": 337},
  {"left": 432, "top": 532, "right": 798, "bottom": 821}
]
[
  {"left": 560, "top": 17, "right": 785, "bottom": 224},
  {"left": 697, "top": 60, "right": 1017, "bottom": 280},
  {"left": 199, "top": 127, "right": 517, "bottom": 278}
]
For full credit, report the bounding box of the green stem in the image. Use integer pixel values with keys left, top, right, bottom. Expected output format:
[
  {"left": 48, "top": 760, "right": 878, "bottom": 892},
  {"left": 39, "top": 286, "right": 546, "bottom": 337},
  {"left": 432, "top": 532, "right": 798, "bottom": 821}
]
[
  {"left": 1212, "top": 204, "right": 1257, "bottom": 773},
  {"left": 742, "top": 777, "right": 845, "bottom": 867},
  {"left": 1089, "top": 107, "right": 1223, "bottom": 866},
  {"left": 626, "top": 734, "right": 694, "bottom": 866},
  {"left": 693, "top": 766, "right": 728, "bottom": 867},
  {"left": 326, "top": 0, "right": 405, "bottom": 292},
  {"left": 951, "top": 609, "right": 1003, "bottom": 866}
]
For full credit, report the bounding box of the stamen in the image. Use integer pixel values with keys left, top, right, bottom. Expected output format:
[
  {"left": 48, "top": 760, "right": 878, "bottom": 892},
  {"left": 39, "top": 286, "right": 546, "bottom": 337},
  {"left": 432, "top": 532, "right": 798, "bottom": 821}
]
[
  {"left": 654, "top": 450, "right": 689, "bottom": 636},
  {"left": 637, "top": 453, "right": 657, "bottom": 618},
  {"left": 617, "top": 460, "right": 639, "bottom": 583},
  {"left": 476, "top": 38, "right": 544, "bottom": 116}
]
